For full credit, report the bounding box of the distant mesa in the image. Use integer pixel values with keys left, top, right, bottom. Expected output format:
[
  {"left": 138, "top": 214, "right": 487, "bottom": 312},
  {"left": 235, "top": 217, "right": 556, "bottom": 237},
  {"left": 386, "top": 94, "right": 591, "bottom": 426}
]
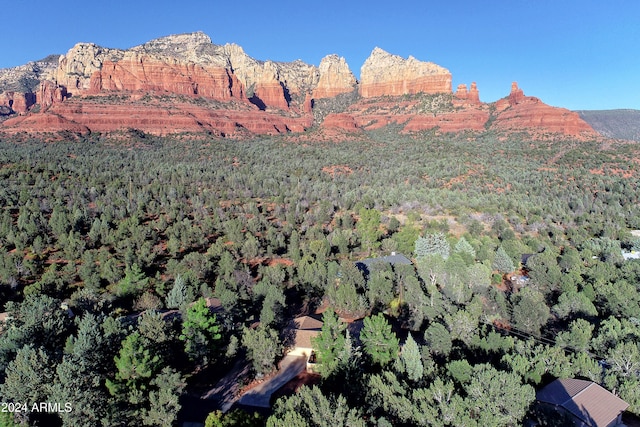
[{"left": 0, "top": 31, "right": 600, "bottom": 139}]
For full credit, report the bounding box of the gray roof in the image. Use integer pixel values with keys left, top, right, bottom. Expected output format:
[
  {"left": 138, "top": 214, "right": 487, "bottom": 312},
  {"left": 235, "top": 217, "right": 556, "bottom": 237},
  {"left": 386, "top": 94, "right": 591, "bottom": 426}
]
[
  {"left": 356, "top": 253, "right": 412, "bottom": 274},
  {"left": 536, "top": 379, "right": 629, "bottom": 427}
]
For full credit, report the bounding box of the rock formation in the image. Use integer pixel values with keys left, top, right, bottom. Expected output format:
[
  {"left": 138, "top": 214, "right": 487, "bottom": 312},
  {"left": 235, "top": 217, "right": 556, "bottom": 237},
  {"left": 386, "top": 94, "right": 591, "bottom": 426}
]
[
  {"left": 507, "top": 81, "right": 525, "bottom": 105},
  {"left": 0, "top": 56, "right": 57, "bottom": 113},
  {"left": 55, "top": 43, "right": 125, "bottom": 91},
  {"left": 1, "top": 92, "right": 36, "bottom": 114},
  {"left": 39, "top": 80, "right": 66, "bottom": 111},
  {"left": 90, "top": 54, "right": 244, "bottom": 100},
  {"left": 313, "top": 55, "right": 357, "bottom": 99},
  {"left": 455, "top": 82, "right": 480, "bottom": 104},
  {"left": 359, "top": 48, "right": 452, "bottom": 98},
  {"left": 0, "top": 32, "right": 601, "bottom": 139},
  {"left": 493, "top": 82, "right": 597, "bottom": 137}
]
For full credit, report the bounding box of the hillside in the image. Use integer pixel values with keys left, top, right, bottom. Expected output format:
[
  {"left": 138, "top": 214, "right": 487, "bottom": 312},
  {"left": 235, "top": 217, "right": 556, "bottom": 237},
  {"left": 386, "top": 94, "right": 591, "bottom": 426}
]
[
  {"left": 578, "top": 109, "right": 640, "bottom": 141},
  {"left": 0, "top": 32, "right": 599, "bottom": 140}
]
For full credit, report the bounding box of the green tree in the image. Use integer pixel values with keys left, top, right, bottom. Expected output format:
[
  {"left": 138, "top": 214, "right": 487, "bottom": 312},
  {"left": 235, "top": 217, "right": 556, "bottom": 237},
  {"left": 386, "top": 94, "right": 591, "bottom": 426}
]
[
  {"left": 492, "top": 246, "right": 514, "bottom": 274},
  {"left": 527, "top": 250, "right": 562, "bottom": 293},
  {"left": 396, "top": 333, "right": 423, "bottom": 382},
  {"left": 267, "top": 386, "right": 365, "bottom": 427},
  {"left": 141, "top": 367, "right": 185, "bottom": 427},
  {"left": 414, "top": 232, "right": 450, "bottom": 259},
  {"left": 357, "top": 208, "right": 382, "bottom": 255},
  {"left": 205, "top": 409, "right": 263, "bottom": 427},
  {"left": 424, "top": 322, "right": 452, "bottom": 357},
  {"left": 254, "top": 281, "right": 286, "bottom": 327},
  {"left": 556, "top": 319, "right": 594, "bottom": 352},
  {"left": 511, "top": 287, "right": 550, "bottom": 335},
  {"left": 360, "top": 313, "right": 399, "bottom": 366},
  {"left": 165, "top": 275, "right": 188, "bottom": 309},
  {"left": 51, "top": 354, "right": 110, "bottom": 427},
  {"left": 311, "top": 310, "right": 347, "bottom": 378},
  {"left": 464, "top": 364, "right": 535, "bottom": 426},
  {"left": 367, "top": 266, "right": 395, "bottom": 312},
  {"left": 116, "top": 263, "right": 149, "bottom": 297},
  {"left": 552, "top": 291, "right": 598, "bottom": 319},
  {"left": 106, "top": 331, "right": 161, "bottom": 404},
  {"left": 0, "top": 294, "right": 71, "bottom": 371},
  {"left": 241, "top": 325, "right": 282, "bottom": 376},
  {"left": 453, "top": 236, "right": 476, "bottom": 265},
  {"left": 180, "top": 298, "right": 222, "bottom": 364},
  {"left": 0, "top": 346, "right": 54, "bottom": 424}
]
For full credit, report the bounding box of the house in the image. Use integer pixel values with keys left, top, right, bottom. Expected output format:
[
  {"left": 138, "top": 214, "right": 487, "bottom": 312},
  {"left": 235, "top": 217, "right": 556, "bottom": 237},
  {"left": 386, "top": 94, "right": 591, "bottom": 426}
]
[
  {"left": 536, "top": 378, "right": 629, "bottom": 427},
  {"left": 355, "top": 252, "right": 412, "bottom": 278},
  {"left": 521, "top": 253, "right": 535, "bottom": 267},
  {"left": 285, "top": 315, "right": 323, "bottom": 371}
]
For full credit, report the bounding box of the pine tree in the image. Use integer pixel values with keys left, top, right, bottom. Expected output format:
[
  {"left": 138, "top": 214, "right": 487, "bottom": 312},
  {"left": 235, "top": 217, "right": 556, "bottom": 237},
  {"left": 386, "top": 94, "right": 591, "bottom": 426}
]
[
  {"left": 492, "top": 246, "right": 515, "bottom": 273},
  {"left": 180, "top": 298, "right": 222, "bottom": 364},
  {"left": 414, "top": 232, "right": 450, "bottom": 259},
  {"left": 117, "top": 263, "right": 149, "bottom": 297},
  {"left": 166, "top": 275, "right": 188, "bottom": 309},
  {"left": 397, "top": 333, "right": 423, "bottom": 382},
  {"left": 311, "top": 310, "right": 346, "bottom": 378},
  {"left": 360, "top": 313, "right": 399, "bottom": 366},
  {"left": 453, "top": 236, "right": 476, "bottom": 264},
  {"left": 241, "top": 325, "right": 282, "bottom": 376}
]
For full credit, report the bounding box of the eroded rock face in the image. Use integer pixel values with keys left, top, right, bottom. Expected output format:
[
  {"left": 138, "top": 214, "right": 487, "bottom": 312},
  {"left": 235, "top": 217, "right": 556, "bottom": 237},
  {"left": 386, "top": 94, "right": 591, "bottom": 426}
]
[
  {"left": 1, "top": 92, "right": 36, "bottom": 114},
  {"left": 39, "top": 80, "right": 66, "bottom": 111},
  {"left": 0, "top": 56, "right": 58, "bottom": 113},
  {"left": 56, "top": 43, "right": 125, "bottom": 92},
  {"left": 313, "top": 55, "right": 357, "bottom": 99},
  {"left": 359, "top": 47, "right": 452, "bottom": 97},
  {"left": 455, "top": 82, "right": 480, "bottom": 104},
  {"left": 91, "top": 54, "right": 244, "bottom": 100},
  {"left": 0, "top": 96, "right": 313, "bottom": 136},
  {"left": 0, "top": 32, "right": 601, "bottom": 139},
  {"left": 493, "top": 83, "right": 598, "bottom": 137}
]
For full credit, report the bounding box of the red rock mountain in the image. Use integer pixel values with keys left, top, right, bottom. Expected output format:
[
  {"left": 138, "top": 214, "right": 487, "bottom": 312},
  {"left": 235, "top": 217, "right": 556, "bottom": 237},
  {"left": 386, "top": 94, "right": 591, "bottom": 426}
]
[{"left": 0, "top": 32, "right": 598, "bottom": 139}]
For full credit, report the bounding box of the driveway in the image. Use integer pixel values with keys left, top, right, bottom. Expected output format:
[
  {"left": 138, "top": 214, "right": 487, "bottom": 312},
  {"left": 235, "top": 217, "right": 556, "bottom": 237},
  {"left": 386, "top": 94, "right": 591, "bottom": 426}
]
[{"left": 237, "top": 355, "right": 307, "bottom": 408}]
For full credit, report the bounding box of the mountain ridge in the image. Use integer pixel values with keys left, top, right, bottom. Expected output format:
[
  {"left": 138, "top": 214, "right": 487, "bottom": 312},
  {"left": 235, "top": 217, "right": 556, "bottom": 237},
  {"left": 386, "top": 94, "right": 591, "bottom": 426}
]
[{"left": 0, "top": 32, "right": 600, "bottom": 139}]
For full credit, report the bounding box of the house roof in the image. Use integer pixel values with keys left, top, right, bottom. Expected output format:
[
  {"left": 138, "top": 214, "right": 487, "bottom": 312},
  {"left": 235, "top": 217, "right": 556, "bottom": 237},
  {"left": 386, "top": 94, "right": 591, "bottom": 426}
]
[
  {"left": 536, "top": 379, "right": 629, "bottom": 427},
  {"left": 357, "top": 253, "right": 412, "bottom": 268},
  {"left": 284, "top": 316, "right": 323, "bottom": 350},
  {"left": 293, "top": 329, "right": 320, "bottom": 350},
  {"left": 356, "top": 253, "right": 412, "bottom": 276},
  {"left": 293, "top": 315, "right": 323, "bottom": 331},
  {"left": 0, "top": 312, "right": 7, "bottom": 322}
]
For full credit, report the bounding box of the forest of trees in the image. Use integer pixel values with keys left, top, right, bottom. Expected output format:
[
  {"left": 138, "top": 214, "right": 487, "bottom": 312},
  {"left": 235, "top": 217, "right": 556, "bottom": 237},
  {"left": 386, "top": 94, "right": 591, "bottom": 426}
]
[{"left": 0, "top": 128, "right": 639, "bottom": 426}]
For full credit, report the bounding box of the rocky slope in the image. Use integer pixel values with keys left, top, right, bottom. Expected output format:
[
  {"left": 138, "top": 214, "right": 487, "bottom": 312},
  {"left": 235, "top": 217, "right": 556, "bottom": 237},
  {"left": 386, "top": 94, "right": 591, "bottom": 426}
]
[
  {"left": 0, "top": 55, "right": 58, "bottom": 114},
  {"left": 577, "top": 109, "right": 640, "bottom": 141},
  {"left": 0, "top": 32, "right": 599, "bottom": 139}
]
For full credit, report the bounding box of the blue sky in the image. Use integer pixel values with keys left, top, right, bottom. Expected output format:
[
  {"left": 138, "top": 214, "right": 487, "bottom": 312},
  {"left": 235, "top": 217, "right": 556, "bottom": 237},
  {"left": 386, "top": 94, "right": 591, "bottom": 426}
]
[{"left": 2, "top": 0, "right": 638, "bottom": 110}]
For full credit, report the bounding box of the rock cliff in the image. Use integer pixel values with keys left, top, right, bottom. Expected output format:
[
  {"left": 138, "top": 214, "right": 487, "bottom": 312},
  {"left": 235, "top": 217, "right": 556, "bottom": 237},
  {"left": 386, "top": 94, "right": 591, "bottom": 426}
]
[
  {"left": 0, "top": 32, "right": 600, "bottom": 139},
  {"left": 0, "top": 56, "right": 58, "bottom": 113},
  {"left": 313, "top": 55, "right": 357, "bottom": 99},
  {"left": 359, "top": 48, "right": 452, "bottom": 97}
]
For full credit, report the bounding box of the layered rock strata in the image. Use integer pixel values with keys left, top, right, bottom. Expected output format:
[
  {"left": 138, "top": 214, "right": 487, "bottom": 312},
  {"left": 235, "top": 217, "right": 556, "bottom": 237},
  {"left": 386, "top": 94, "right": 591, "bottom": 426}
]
[
  {"left": 359, "top": 48, "right": 452, "bottom": 97},
  {"left": 0, "top": 32, "right": 600, "bottom": 139}
]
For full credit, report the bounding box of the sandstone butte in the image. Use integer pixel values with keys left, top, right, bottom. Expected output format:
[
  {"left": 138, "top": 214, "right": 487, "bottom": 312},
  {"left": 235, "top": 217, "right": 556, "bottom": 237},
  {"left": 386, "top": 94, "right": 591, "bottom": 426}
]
[{"left": 0, "top": 32, "right": 599, "bottom": 140}]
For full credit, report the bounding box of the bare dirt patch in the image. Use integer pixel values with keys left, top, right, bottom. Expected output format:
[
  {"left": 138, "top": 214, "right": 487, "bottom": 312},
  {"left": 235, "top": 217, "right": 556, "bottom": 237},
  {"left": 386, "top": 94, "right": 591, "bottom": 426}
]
[{"left": 321, "top": 165, "right": 353, "bottom": 178}]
